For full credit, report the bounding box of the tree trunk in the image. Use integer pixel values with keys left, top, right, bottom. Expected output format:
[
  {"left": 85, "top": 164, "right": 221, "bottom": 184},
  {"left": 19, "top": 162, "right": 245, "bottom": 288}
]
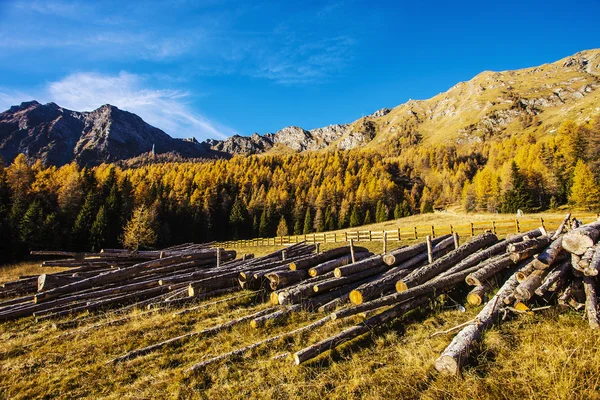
[
  {"left": 533, "top": 235, "right": 565, "bottom": 270},
  {"left": 466, "top": 283, "right": 492, "bottom": 307},
  {"left": 333, "top": 255, "right": 384, "bottom": 277},
  {"left": 465, "top": 254, "right": 514, "bottom": 287},
  {"left": 314, "top": 265, "right": 388, "bottom": 293},
  {"left": 435, "top": 264, "right": 525, "bottom": 375},
  {"left": 348, "top": 269, "right": 413, "bottom": 305},
  {"left": 534, "top": 259, "right": 571, "bottom": 297},
  {"left": 514, "top": 269, "right": 547, "bottom": 302},
  {"left": 289, "top": 246, "right": 367, "bottom": 270},
  {"left": 584, "top": 244, "right": 600, "bottom": 276}
]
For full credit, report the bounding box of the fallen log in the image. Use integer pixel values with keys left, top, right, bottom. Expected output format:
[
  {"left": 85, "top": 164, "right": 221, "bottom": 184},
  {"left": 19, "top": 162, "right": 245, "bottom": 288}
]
[
  {"left": 465, "top": 254, "right": 514, "bottom": 287},
  {"left": 466, "top": 283, "right": 492, "bottom": 307},
  {"left": 434, "top": 263, "right": 526, "bottom": 375},
  {"left": 396, "top": 232, "right": 497, "bottom": 291},
  {"left": 289, "top": 246, "right": 367, "bottom": 271},
  {"left": 294, "top": 296, "right": 430, "bottom": 364},
  {"left": 533, "top": 235, "right": 565, "bottom": 270},
  {"left": 308, "top": 253, "right": 371, "bottom": 277},
  {"left": 534, "top": 260, "right": 571, "bottom": 297},
  {"left": 381, "top": 234, "right": 452, "bottom": 266},
  {"left": 583, "top": 276, "right": 600, "bottom": 329},
  {"left": 108, "top": 307, "right": 276, "bottom": 364},
  {"left": 250, "top": 305, "right": 301, "bottom": 328},
  {"left": 314, "top": 265, "right": 388, "bottom": 293},
  {"left": 576, "top": 247, "right": 595, "bottom": 273},
  {"left": 514, "top": 269, "right": 548, "bottom": 302},
  {"left": 584, "top": 244, "right": 600, "bottom": 276},
  {"left": 333, "top": 255, "right": 384, "bottom": 278}
]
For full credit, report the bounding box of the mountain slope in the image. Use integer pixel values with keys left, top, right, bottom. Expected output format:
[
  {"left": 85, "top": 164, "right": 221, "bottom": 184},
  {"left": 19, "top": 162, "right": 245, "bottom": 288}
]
[
  {"left": 205, "top": 49, "right": 600, "bottom": 155},
  {"left": 0, "top": 101, "right": 212, "bottom": 166}
]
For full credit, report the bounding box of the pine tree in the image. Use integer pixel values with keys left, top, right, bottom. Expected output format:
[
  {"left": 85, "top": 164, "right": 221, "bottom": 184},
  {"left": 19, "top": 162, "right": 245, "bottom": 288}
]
[
  {"left": 229, "top": 197, "right": 249, "bottom": 239},
  {"left": 259, "top": 208, "right": 270, "bottom": 237},
  {"left": 501, "top": 162, "right": 534, "bottom": 213},
  {"left": 569, "top": 160, "right": 600, "bottom": 210},
  {"left": 349, "top": 205, "right": 361, "bottom": 227},
  {"left": 20, "top": 200, "right": 44, "bottom": 250},
  {"left": 303, "top": 208, "right": 313, "bottom": 234},
  {"left": 324, "top": 206, "right": 336, "bottom": 231},
  {"left": 314, "top": 208, "right": 325, "bottom": 232},
  {"left": 375, "top": 200, "right": 388, "bottom": 222},
  {"left": 363, "top": 209, "right": 372, "bottom": 225},
  {"left": 122, "top": 205, "right": 158, "bottom": 250},
  {"left": 71, "top": 191, "right": 97, "bottom": 250},
  {"left": 276, "top": 216, "right": 289, "bottom": 237}
]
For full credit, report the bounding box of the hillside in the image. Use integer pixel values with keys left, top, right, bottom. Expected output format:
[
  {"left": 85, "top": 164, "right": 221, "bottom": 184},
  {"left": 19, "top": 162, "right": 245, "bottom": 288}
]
[{"left": 206, "top": 49, "right": 600, "bottom": 155}]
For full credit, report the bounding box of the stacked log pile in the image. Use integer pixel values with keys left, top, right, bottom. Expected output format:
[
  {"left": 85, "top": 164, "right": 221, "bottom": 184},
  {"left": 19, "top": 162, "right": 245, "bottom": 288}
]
[{"left": 3, "top": 213, "right": 599, "bottom": 379}]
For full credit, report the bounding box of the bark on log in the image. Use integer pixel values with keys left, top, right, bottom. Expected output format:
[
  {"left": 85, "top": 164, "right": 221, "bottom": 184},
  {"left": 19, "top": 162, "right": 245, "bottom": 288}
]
[
  {"left": 562, "top": 221, "right": 600, "bottom": 255},
  {"left": 382, "top": 234, "right": 452, "bottom": 266},
  {"left": 551, "top": 213, "right": 571, "bottom": 240},
  {"left": 250, "top": 305, "right": 301, "bottom": 328},
  {"left": 583, "top": 276, "right": 600, "bottom": 329},
  {"left": 289, "top": 246, "right": 368, "bottom": 271},
  {"left": 294, "top": 296, "right": 430, "bottom": 364},
  {"left": 533, "top": 235, "right": 565, "bottom": 270},
  {"left": 577, "top": 247, "right": 596, "bottom": 273},
  {"left": 465, "top": 254, "right": 514, "bottom": 287},
  {"left": 435, "top": 263, "right": 525, "bottom": 375},
  {"left": 333, "top": 255, "right": 384, "bottom": 278},
  {"left": 308, "top": 253, "right": 370, "bottom": 277},
  {"left": 266, "top": 270, "right": 308, "bottom": 290},
  {"left": 396, "top": 233, "right": 498, "bottom": 291},
  {"left": 348, "top": 269, "right": 413, "bottom": 305},
  {"left": 109, "top": 307, "right": 276, "bottom": 364},
  {"left": 514, "top": 269, "right": 547, "bottom": 302},
  {"left": 314, "top": 265, "right": 388, "bottom": 293},
  {"left": 584, "top": 244, "right": 600, "bottom": 276},
  {"left": 37, "top": 274, "right": 82, "bottom": 292},
  {"left": 332, "top": 263, "right": 483, "bottom": 321},
  {"left": 534, "top": 260, "right": 571, "bottom": 297},
  {"left": 186, "top": 315, "right": 332, "bottom": 373}
]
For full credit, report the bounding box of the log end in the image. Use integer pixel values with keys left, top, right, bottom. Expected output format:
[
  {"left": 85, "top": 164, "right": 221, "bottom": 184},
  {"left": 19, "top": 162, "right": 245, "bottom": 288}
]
[
  {"left": 188, "top": 285, "right": 195, "bottom": 297},
  {"left": 395, "top": 280, "right": 408, "bottom": 293},
  {"left": 584, "top": 268, "right": 599, "bottom": 277},
  {"left": 466, "top": 292, "right": 483, "bottom": 307},
  {"left": 465, "top": 275, "right": 479, "bottom": 287},
  {"left": 382, "top": 254, "right": 395, "bottom": 266},
  {"left": 333, "top": 268, "right": 342, "bottom": 278},
  {"left": 289, "top": 262, "right": 298, "bottom": 271},
  {"left": 293, "top": 353, "right": 302, "bottom": 365},
  {"left": 270, "top": 292, "right": 280, "bottom": 305},
  {"left": 349, "top": 290, "right": 363, "bottom": 305},
  {"left": 308, "top": 268, "right": 318, "bottom": 277},
  {"left": 562, "top": 237, "right": 594, "bottom": 256},
  {"left": 434, "top": 355, "right": 460, "bottom": 375}
]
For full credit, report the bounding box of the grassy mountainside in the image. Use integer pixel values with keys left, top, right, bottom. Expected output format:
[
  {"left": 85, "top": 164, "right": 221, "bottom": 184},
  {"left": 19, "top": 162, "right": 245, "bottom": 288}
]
[{"left": 342, "top": 49, "right": 600, "bottom": 151}]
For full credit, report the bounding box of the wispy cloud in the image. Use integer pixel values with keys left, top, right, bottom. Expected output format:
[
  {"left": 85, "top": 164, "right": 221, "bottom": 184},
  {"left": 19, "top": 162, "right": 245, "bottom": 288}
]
[{"left": 0, "top": 72, "right": 236, "bottom": 140}]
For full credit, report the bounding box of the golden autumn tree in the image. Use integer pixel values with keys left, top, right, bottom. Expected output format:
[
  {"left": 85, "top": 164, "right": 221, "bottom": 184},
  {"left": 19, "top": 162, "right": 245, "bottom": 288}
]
[{"left": 569, "top": 160, "right": 600, "bottom": 210}]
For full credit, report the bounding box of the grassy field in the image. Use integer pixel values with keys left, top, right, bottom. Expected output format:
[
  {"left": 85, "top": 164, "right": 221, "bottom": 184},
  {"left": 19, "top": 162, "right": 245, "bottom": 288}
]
[{"left": 2, "top": 211, "right": 600, "bottom": 399}]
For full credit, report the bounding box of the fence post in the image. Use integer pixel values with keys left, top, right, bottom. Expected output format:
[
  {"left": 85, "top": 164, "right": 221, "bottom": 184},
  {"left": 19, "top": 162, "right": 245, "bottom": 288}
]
[
  {"left": 492, "top": 221, "right": 497, "bottom": 235},
  {"left": 515, "top": 219, "right": 520, "bottom": 233},
  {"left": 431, "top": 225, "right": 435, "bottom": 238},
  {"left": 540, "top": 218, "right": 545, "bottom": 231},
  {"left": 345, "top": 232, "right": 348, "bottom": 242},
  {"left": 369, "top": 230, "right": 372, "bottom": 241},
  {"left": 450, "top": 225, "right": 453, "bottom": 234},
  {"left": 350, "top": 239, "right": 355, "bottom": 263},
  {"left": 397, "top": 228, "right": 401, "bottom": 241},
  {"left": 426, "top": 235, "right": 433, "bottom": 263},
  {"left": 470, "top": 223, "right": 474, "bottom": 236},
  {"left": 383, "top": 232, "right": 388, "bottom": 254},
  {"left": 216, "top": 247, "right": 221, "bottom": 268},
  {"left": 414, "top": 226, "right": 418, "bottom": 240}
]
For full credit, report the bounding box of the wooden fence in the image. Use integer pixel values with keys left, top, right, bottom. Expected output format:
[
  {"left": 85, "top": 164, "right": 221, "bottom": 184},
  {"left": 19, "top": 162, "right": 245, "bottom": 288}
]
[{"left": 219, "top": 215, "right": 598, "bottom": 248}]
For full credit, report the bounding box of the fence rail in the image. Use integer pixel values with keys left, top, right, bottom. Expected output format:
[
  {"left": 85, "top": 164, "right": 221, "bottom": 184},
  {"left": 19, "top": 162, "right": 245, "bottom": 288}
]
[{"left": 219, "top": 215, "right": 598, "bottom": 248}]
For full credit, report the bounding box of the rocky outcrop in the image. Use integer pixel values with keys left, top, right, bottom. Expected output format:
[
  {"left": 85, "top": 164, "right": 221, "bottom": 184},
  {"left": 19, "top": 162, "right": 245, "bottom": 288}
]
[{"left": 0, "top": 101, "right": 211, "bottom": 166}]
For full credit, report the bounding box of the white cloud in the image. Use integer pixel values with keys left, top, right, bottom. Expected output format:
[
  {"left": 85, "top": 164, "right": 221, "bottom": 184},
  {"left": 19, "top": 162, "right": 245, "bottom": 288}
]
[{"left": 0, "top": 72, "right": 236, "bottom": 140}]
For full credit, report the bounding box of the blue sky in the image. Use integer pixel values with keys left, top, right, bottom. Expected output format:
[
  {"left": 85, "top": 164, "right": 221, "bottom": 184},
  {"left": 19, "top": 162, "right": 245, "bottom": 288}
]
[{"left": 0, "top": 0, "right": 598, "bottom": 140}]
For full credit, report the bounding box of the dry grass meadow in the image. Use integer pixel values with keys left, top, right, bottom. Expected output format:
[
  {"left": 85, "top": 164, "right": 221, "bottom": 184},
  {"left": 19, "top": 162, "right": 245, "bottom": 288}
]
[{"left": 2, "top": 211, "right": 600, "bottom": 399}]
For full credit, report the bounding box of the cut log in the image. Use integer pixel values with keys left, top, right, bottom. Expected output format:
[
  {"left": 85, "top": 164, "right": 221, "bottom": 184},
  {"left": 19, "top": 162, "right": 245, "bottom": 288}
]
[
  {"left": 250, "top": 305, "right": 301, "bottom": 328},
  {"left": 534, "top": 260, "right": 571, "bottom": 297},
  {"left": 435, "top": 263, "right": 526, "bottom": 375},
  {"left": 308, "top": 253, "right": 370, "bottom": 277},
  {"left": 464, "top": 254, "right": 514, "bottom": 287},
  {"left": 266, "top": 270, "right": 307, "bottom": 290},
  {"left": 514, "top": 269, "right": 547, "bottom": 302},
  {"left": 109, "top": 307, "right": 276, "bottom": 364},
  {"left": 333, "top": 255, "right": 384, "bottom": 278},
  {"left": 533, "top": 235, "right": 565, "bottom": 270},
  {"left": 382, "top": 234, "right": 452, "bottom": 266},
  {"left": 583, "top": 276, "right": 600, "bottom": 329},
  {"left": 396, "top": 233, "right": 498, "bottom": 291},
  {"left": 37, "top": 274, "right": 82, "bottom": 292},
  {"left": 314, "top": 266, "right": 388, "bottom": 293},
  {"left": 584, "top": 244, "right": 600, "bottom": 276},
  {"left": 333, "top": 263, "right": 483, "bottom": 321},
  {"left": 294, "top": 296, "right": 429, "bottom": 364},
  {"left": 466, "top": 283, "right": 492, "bottom": 307},
  {"left": 289, "top": 246, "right": 367, "bottom": 271},
  {"left": 561, "top": 221, "right": 600, "bottom": 255},
  {"left": 348, "top": 269, "right": 413, "bottom": 305},
  {"left": 186, "top": 314, "right": 332, "bottom": 373}
]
